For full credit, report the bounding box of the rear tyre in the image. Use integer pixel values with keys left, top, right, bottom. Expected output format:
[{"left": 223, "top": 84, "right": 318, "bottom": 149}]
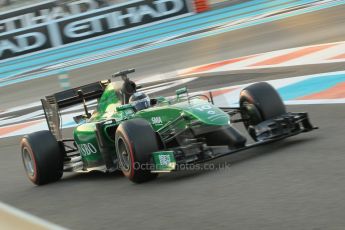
[
  {"left": 239, "top": 82, "right": 286, "bottom": 140},
  {"left": 115, "top": 119, "right": 159, "bottom": 183},
  {"left": 20, "top": 131, "right": 64, "bottom": 185}
]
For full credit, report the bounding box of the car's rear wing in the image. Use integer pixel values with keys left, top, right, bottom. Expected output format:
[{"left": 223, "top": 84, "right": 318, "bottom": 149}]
[
  {"left": 41, "top": 80, "right": 111, "bottom": 140},
  {"left": 45, "top": 80, "right": 111, "bottom": 109}
]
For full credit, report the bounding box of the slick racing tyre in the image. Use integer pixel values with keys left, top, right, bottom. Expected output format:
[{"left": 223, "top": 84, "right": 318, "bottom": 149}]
[
  {"left": 20, "top": 131, "right": 64, "bottom": 185},
  {"left": 115, "top": 119, "right": 159, "bottom": 183},
  {"left": 239, "top": 82, "right": 286, "bottom": 140}
]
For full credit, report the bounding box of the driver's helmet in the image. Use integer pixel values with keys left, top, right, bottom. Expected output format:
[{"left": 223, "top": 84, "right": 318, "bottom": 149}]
[{"left": 129, "top": 92, "right": 150, "bottom": 111}]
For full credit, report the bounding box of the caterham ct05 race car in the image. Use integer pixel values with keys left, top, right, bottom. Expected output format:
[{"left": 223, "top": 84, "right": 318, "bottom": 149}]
[{"left": 20, "top": 69, "right": 316, "bottom": 185}]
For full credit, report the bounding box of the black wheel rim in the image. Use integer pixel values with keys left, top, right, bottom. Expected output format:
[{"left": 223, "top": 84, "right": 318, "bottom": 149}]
[
  {"left": 22, "top": 147, "right": 35, "bottom": 177},
  {"left": 240, "top": 101, "right": 263, "bottom": 141},
  {"left": 241, "top": 101, "right": 262, "bottom": 127},
  {"left": 117, "top": 138, "right": 131, "bottom": 172}
]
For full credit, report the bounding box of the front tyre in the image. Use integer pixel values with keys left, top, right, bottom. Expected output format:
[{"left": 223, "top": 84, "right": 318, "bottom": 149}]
[
  {"left": 240, "top": 82, "right": 286, "bottom": 140},
  {"left": 20, "top": 131, "right": 64, "bottom": 185},
  {"left": 115, "top": 119, "right": 159, "bottom": 183}
]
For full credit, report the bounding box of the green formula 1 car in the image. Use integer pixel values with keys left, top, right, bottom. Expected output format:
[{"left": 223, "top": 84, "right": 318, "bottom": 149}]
[{"left": 20, "top": 69, "right": 316, "bottom": 185}]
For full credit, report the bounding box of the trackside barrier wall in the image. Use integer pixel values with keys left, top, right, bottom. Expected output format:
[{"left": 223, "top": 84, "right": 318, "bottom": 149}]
[{"left": 0, "top": 0, "right": 211, "bottom": 61}]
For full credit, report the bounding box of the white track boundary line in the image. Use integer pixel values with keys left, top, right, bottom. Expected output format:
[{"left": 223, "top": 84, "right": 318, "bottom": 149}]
[{"left": 0, "top": 202, "right": 67, "bottom": 230}]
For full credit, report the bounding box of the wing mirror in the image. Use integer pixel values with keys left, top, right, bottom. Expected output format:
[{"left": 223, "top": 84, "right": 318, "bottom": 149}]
[
  {"left": 176, "top": 87, "right": 189, "bottom": 101},
  {"left": 176, "top": 87, "right": 187, "bottom": 95},
  {"left": 116, "top": 104, "right": 134, "bottom": 112}
]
